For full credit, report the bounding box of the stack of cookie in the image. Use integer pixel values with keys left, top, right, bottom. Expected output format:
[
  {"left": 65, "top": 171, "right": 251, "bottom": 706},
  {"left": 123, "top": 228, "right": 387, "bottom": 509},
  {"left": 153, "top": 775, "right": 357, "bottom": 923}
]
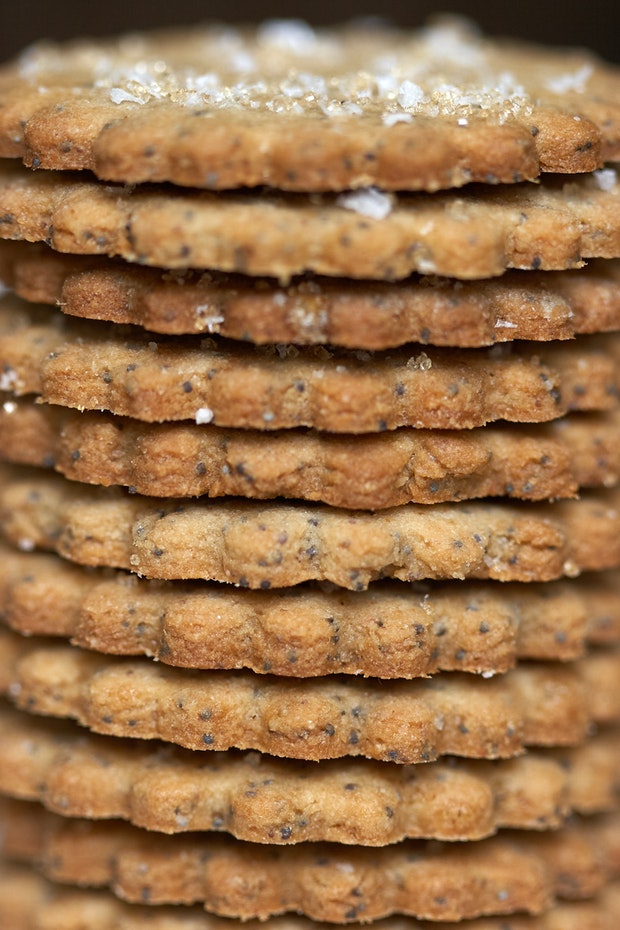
[{"left": 0, "top": 16, "right": 619, "bottom": 929}]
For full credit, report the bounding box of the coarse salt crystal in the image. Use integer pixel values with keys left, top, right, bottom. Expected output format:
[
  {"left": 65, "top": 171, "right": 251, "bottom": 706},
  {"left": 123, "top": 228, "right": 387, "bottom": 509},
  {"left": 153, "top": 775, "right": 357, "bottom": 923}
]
[
  {"left": 195, "top": 407, "right": 214, "bottom": 424},
  {"left": 336, "top": 187, "right": 393, "bottom": 220},
  {"left": 417, "top": 257, "right": 438, "bottom": 275},
  {"left": 546, "top": 64, "right": 593, "bottom": 94},
  {"left": 257, "top": 19, "right": 317, "bottom": 53},
  {"left": 593, "top": 168, "right": 618, "bottom": 192},
  {"left": 2, "top": 401, "right": 16, "bottom": 413},
  {"left": 0, "top": 368, "right": 18, "bottom": 391},
  {"left": 341, "top": 102, "right": 362, "bottom": 116},
  {"left": 406, "top": 352, "right": 432, "bottom": 371},
  {"left": 182, "top": 92, "right": 204, "bottom": 107},
  {"left": 229, "top": 51, "right": 255, "bottom": 72},
  {"left": 382, "top": 112, "right": 413, "bottom": 126},
  {"left": 195, "top": 308, "right": 224, "bottom": 332},
  {"left": 109, "top": 87, "right": 144, "bottom": 105},
  {"left": 397, "top": 79, "right": 426, "bottom": 109},
  {"left": 539, "top": 293, "right": 568, "bottom": 320}
]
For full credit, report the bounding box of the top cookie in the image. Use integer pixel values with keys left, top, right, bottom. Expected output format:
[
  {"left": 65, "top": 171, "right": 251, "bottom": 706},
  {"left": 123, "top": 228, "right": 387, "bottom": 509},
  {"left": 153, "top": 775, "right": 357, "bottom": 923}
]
[{"left": 1, "top": 18, "right": 620, "bottom": 192}]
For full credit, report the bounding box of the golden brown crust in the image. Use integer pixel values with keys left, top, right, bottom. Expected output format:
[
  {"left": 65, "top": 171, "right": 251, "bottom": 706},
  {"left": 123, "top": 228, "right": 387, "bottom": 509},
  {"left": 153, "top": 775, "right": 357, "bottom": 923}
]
[
  {"left": 3, "top": 397, "right": 620, "bottom": 507},
  {"left": 5, "top": 241, "right": 620, "bottom": 348},
  {"left": 4, "top": 20, "right": 620, "bottom": 191},
  {"left": 2, "top": 301, "right": 620, "bottom": 433},
  {"left": 2, "top": 797, "right": 619, "bottom": 921},
  {"left": 0, "top": 704, "right": 617, "bottom": 845},
  {"left": 1, "top": 162, "right": 620, "bottom": 280},
  {"left": 2, "top": 22, "right": 620, "bottom": 927},
  {"left": 2, "top": 544, "right": 617, "bottom": 676},
  {"left": 3, "top": 867, "right": 620, "bottom": 930},
  {"left": 0, "top": 627, "right": 618, "bottom": 762},
  {"left": 2, "top": 465, "right": 620, "bottom": 588},
  {"left": 4, "top": 545, "right": 620, "bottom": 671}
]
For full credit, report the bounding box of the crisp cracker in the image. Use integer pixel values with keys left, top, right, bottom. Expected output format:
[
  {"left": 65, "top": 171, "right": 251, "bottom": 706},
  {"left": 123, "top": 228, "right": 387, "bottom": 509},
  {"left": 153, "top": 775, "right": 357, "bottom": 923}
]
[
  {"left": 2, "top": 797, "right": 619, "bottom": 921},
  {"left": 0, "top": 627, "right": 618, "bottom": 761},
  {"left": 2, "top": 301, "right": 619, "bottom": 433},
  {"left": 0, "top": 703, "right": 617, "bottom": 844},
  {"left": 3, "top": 868, "right": 620, "bottom": 930},
  {"left": 1, "top": 162, "right": 620, "bottom": 280},
  {"left": 2, "top": 867, "right": 620, "bottom": 930},
  {"left": 5, "top": 241, "right": 620, "bottom": 348},
  {"left": 4, "top": 397, "right": 620, "bottom": 506},
  {"left": 2, "top": 465, "right": 620, "bottom": 588},
  {"left": 2, "top": 19, "right": 620, "bottom": 189},
  {"left": 1, "top": 543, "right": 618, "bottom": 676}
]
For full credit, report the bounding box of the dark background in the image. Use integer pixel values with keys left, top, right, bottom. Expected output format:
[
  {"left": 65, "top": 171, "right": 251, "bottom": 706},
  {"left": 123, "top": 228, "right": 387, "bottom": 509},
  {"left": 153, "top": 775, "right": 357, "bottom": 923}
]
[{"left": 0, "top": 0, "right": 618, "bottom": 64}]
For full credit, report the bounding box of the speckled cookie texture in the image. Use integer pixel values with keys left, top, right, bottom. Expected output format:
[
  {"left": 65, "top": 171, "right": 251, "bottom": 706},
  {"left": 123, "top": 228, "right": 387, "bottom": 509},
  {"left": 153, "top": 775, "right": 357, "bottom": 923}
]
[
  {"left": 2, "top": 797, "right": 620, "bottom": 921},
  {"left": 1, "top": 544, "right": 619, "bottom": 677},
  {"left": 2, "top": 299, "right": 620, "bottom": 433},
  {"left": 5, "top": 240, "right": 620, "bottom": 348},
  {"left": 2, "top": 869, "right": 620, "bottom": 930},
  {"left": 3, "top": 397, "right": 620, "bottom": 507},
  {"left": 3, "top": 870, "right": 620, "bottom": 930},
  {"left": 0, "top": 626, "right": 618, "bottom": 761},
  {"left": 0, "top": 704, "right": 617, "bottom": 845},
  {"left": 3, "top": 18, "right": 620, "bottom": 191},
  {"left": 2, "top": 18, "right": 620, "bottom": 928},
  {"left": 1, "top": 162, "right": 620, "bottom": 280},
  {"left": 3, "top": 465, "right": 620, "bottom": 588}
]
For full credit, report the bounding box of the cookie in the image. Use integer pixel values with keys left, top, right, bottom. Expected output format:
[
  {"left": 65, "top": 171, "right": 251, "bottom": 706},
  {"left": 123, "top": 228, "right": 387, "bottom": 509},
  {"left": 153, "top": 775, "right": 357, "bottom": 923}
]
[
  {"left": 2, "top": 163, "right": 620, "bottom": 281},
  {"left": 4, "top": 396, "right": 620, "bottom": 506},
  {"left": 2, "top": 465, "right": 620, "bottom": 588},
  {"left": 2, "top": 797, "right": 619, "bottom": 921},
  {"left": 1, "top": 626, "right": 618, "bottom": 761},
  {"left": 4, "top": 867, "right": 620, "bottom": 930},
  {"left": 1, "top": 543, "right": 619, "bottom": 676},
  {"left": 2, "top": 866, "right": 620, "bottom": 930},
  {"left": 3, "top": 300, "right": 619, "bottom": 433},
  {"left": 0, "top": 703, "right": 617, "bottom": 844},
  {"left": 5, "top": 241, "right": 620, "bottom": 348},
  {"left": 2, "top": 18, "right": 620, "bottom": 190}
]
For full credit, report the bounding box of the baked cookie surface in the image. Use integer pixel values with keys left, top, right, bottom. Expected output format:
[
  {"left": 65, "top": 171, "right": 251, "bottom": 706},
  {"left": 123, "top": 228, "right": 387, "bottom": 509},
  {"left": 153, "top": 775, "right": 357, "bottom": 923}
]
[
  {"left": 2, "top": 300, "right": 620, "bottom": 433},
  {"left": 2, "top": 396, "right": 620, "bottom": 507},
  {"left": 1, "top": 626, "right": 618, "bottom": 761},
  {"left": 0, "top": 703, "right": 617, "bottom": 844},
  {"left": 2, "top": 19, "right": 620, "bottom": 191},
  {"left": 3, "top": 465, "right": 620, "bottom": 587},
  {"left": 2, "top": 797, "right": 619, "bottom": 921},
  {"left": 2, "top": 864, "right": 620, "bottom": 930},
  {"left": 1, "top": 162, "right": 620, "bottom": 280},
  {"left": 1, "top": 543, "right": 618, "bottom": 676}
]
